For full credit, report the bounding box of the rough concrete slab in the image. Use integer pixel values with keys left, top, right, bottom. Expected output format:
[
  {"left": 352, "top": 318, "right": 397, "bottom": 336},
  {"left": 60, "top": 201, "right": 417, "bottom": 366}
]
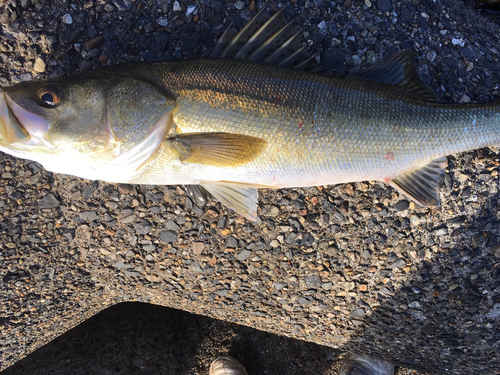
[{"left": 0, "top": 0, "right": 499, "bottom": 374}]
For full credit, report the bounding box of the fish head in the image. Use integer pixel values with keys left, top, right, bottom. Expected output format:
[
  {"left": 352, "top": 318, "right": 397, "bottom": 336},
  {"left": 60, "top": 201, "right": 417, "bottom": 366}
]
[
  {"left": 0, "top": 73, "right": 176, "bottom": 181},
  {"left": 0, "top": 76, "right": 109, "bottom": 154}
]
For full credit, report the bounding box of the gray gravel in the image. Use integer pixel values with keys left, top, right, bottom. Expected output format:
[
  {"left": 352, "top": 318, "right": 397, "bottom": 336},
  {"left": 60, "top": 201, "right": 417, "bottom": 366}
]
[{"left": 1, "top": 0, "right": 500, "bottom": 374}]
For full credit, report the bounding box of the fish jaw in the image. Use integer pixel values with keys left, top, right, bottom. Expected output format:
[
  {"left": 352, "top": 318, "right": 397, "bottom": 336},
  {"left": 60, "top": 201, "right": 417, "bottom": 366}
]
[
  {"left": 0, "top": 87, "right": 55, "bottom": 149},
  {"left": 0, "top": 88, "right": 31, "bottom": 145}
]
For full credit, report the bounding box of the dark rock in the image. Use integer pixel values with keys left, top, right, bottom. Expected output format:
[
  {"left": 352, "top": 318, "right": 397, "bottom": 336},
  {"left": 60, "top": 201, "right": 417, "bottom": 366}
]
[
  {"left": 79, "top": 61, "right": 92, "bottom": 71},
  {"left": 328, "top": 22, "right": 339, "bottom": 37},
  {"left": 201, "top": 27, "right": 214, "bottom": 49},
  {"left": 159, "top": 230, "right": 177, "bottom": 243},
  {"left": 350, "top": 308, "right": 365, "bottom": 318},
  {"left": 462, "top": 46, "right": 476, "bottom": 59},
  {"left": 87, "top": 26, "right": 97, "bottom": 39},
  {"left": 299, "top": 233, "right": 315, "bottom": 246},
  {"left": 421, "top": 323, "right": 435, "bottom": 335},
  {"left": 39, "top": 194, "right": 60, "bottom": 209},
  {"left": 80, "top": 211, "right": 98, "bottom": 221},
  {"left": 305, "top": 275, "right": 322, "bottom": 288},
  {"left": 205, "top": 14, "right": 222, "bottom": 26},
  {"left": 377, "top": 0, "right": 392, "bottom": 11},
  {"left": 394, "top": 200, "right": 410, "bottom": 211},
  {"left": 391, "top": 259, "right": 406, "bottom": 268},
  {"left": 166, "top": 220, "right": 180, "bottom": 231},
  {"left": 49, "top": 67, "right": 66, "bottom": 79},
  {"left": 298, "top": 297, "right": 312, "bottom": 305},
  {"left": 140, "top": 50, "right": 156, "bottom": 62},
  {"left": 320, "top": 200, "right": 335, "bottom": 214},
  {"left": 85, "top": 35, "right": 104, "bottom": 50},
  {"left": 151, "top": 33, "right": 168, "bottom": 51},
  {"left": 324, "top": 47, "right": 346, "bottom": 70},
  {"left": 400, "top": 6, "right": 413, "bottom": 24},
  {"left": 134, "top": 221, "right": 152, "bottom": 235},
  {"left": 104, "top": 41, "right": 119, "bottom": 54},
  {"left": 136, "top": 34, "right": 150, "bottom": 49},
  {"left": 183, "top": 36, "right": 200, "bottom": 52},
  {"left": 226, "top": 236, "right": 238, "bottom": 248},
  {"left": 73, "top": 12, "right": 86, "bottom": 23},
  {"left": 274, "top": 282, "right": 287, "bottom": 290},
  {"left": 60, "top": 29, "right": 78, "bottom": 44},
  {"left": 236, "top": 249, "right": 252, "bottom": 261},
  {"left": 214, "top": 289, "right": 229, "bottom": 297}
]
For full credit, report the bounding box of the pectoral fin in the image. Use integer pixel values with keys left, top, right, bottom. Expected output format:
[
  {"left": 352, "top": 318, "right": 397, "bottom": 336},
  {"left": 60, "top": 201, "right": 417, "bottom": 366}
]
[
  {"left": 201, "top": 182, "right": 260, "bottom": 221},
  {"left": 389, "top": 157, "right": 447, "bottom": 207},
  {"left": 170, "top": 133, "right": 267, "bottom": 167}
]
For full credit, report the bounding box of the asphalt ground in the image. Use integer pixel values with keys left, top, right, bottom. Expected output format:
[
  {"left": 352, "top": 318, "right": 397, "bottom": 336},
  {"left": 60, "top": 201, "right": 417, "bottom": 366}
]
[{"left": 0, "top": 0, "right": 500, "bottom": 374}]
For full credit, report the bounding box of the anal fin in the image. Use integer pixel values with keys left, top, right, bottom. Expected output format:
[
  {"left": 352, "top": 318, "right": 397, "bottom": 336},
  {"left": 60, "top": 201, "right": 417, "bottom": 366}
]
[
  {"left": 201, "top": 182, "right": 260, "bottom": 221},
  {"left": 389, "top": 157, "right": 447, "bottom": 207}
]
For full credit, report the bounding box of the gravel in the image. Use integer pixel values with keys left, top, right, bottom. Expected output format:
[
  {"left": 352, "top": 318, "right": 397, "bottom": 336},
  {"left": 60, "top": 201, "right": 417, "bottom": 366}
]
[{"left": 1, "top": 0, "right": 500, "bottom": 374}]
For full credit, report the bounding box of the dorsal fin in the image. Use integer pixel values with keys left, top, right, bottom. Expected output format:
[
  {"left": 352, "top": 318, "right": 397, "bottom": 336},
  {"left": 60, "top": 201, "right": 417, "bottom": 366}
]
[
  {"left": 209, "top": 24, "right": 238, "bottom": 58},
  {"left": 351, "top": 50, "right": 438, "bottom": 102},
  {"left": 234, "top": 9, "right": 287, "bottom": 60},
  {"left": 209, "top": 8, "right": 317, "bottom": 70}
]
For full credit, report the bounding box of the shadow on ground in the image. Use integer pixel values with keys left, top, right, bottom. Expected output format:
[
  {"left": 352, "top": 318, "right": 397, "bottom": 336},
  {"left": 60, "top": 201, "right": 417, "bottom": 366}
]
[{"left": 1, "top": 302, "right": 342, "bottom": 375}]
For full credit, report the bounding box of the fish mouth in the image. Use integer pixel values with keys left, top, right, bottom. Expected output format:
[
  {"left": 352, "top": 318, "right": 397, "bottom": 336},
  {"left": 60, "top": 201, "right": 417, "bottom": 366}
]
[{"left": 0, "top": 88, "right": 51, "bottom": 146}]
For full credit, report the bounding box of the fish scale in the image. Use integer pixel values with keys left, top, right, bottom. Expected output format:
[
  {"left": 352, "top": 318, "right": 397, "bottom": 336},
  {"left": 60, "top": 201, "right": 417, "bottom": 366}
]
[{"left": 130, "top": 59, "right": 500, "bottom": 188}]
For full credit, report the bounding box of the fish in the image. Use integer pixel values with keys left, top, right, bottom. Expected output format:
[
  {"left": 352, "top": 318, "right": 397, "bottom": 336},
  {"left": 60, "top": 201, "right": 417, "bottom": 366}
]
[{"left": 0, "top": 8, "right": 499, "bottom": 221}]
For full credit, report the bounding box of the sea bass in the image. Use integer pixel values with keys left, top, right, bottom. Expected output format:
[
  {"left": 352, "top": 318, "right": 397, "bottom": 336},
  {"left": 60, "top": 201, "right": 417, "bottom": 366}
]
[{"left": 0, "top": 9, "right": 499, "bottom": 220}]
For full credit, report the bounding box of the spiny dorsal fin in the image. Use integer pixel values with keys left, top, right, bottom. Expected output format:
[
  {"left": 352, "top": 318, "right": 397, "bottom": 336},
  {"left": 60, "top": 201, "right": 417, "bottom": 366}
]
[
  {"left": 234, "top": 9, "right": 287, "bottom": 60},
  {"left": 209, "top": 24, "right": 237, "bottom": 58},
  {"left": 170, "top": 132, "right": 267, "bottom": 167},
  {"left": 210, "top": 8, "right": 317, "bottom": 70},
  {"left": 351, "top": 50, "right": 438, "bottom": 102},
  {"left": 389, "top": 157, "right": 447, "bottom": 207}
]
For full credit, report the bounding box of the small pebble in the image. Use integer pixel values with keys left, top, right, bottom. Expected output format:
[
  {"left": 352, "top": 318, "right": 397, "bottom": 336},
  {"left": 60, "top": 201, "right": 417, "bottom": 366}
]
[
  {"left": 394, "top": 200, "right": 409, "bottom": 212},
  {"left": 186, "top": 4, "right": 196, "bottom": 15},
  {"left": 62, "top": 13, "right": 73, "bottom": 24},
  {"left": 350, "top": 308, "right": 365, "bottom": 318},
  {"left": 193, "top": 242, "right": 205, "bottom": 255},
  {"left": 33, "top": 57, "right": 46, "bottom": 72},
  {"left": 85, "top": 35, "right": 104, "bottom": 50},
  {"left": 236, "top": 249, "right": 252, "bottom": 261}
]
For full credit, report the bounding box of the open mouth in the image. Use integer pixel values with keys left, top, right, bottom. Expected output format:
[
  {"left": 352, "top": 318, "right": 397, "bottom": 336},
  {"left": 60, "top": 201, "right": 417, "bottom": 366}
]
[
  {"left": 0, "top": 88, "right": 51, "bottom": 146},
  {"left": 0, "top": 88, "right": 31, "bottom": 144}
]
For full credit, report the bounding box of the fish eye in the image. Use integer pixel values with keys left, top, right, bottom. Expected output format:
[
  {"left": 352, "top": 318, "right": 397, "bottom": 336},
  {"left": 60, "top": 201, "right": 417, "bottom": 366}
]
[{"left": 37, "top": 85, "right": 63, "bottom": 107}]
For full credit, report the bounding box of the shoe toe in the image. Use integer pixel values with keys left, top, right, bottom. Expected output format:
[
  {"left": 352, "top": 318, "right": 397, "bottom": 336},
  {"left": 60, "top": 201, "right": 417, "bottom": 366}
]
[{"left": 209, "top": 356, "right": 248, "bottom": 375}]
